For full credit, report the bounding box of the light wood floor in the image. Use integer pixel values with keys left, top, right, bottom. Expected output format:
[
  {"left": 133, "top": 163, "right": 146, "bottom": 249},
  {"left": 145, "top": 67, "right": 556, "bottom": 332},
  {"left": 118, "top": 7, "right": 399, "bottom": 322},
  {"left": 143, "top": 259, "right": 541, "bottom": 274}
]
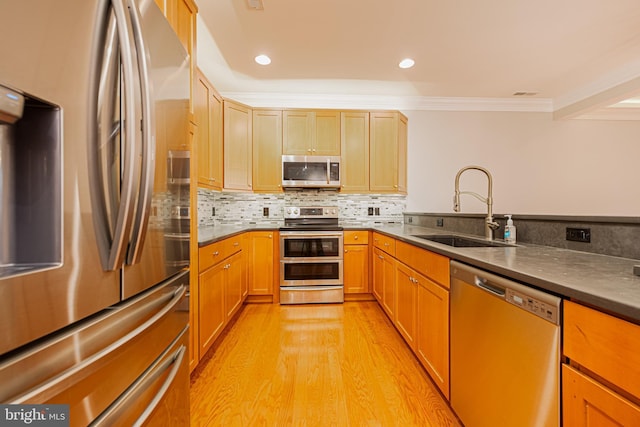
[{"left": 190, "top": 302, "right": 461, "bottom": 426}]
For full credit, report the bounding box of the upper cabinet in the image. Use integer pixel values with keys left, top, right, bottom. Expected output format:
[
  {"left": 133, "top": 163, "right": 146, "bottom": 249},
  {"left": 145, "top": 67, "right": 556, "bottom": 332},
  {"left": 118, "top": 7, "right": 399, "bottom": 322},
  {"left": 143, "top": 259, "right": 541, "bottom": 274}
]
[
  {"left": 155, "top": 0, "right": 197, "bottom": 117},
  {"left": 283, "top": 110, "right": 341, "bottom": 156},
  {"left": 370, "top": 112, "right": 407, "bottom": 194},
  {"left": 340, "top": 111, "right": 370, "bottom": 193},
  {"left": 223, "top": 100, "right": 253, "bottom": 191},
  {"left": 253, "top": 109, "right": 283, "bottom": 193},
  {"left": 195, "top": 70, "right": 223, "bottom": 190}
]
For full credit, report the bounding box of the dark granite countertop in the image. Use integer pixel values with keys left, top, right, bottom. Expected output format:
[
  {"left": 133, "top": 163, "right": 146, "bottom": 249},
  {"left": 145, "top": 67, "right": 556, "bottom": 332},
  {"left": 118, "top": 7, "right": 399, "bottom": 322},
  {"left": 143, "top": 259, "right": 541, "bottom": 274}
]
[{"left": 198, "top": 223, "right": 640, "bottom": 323}]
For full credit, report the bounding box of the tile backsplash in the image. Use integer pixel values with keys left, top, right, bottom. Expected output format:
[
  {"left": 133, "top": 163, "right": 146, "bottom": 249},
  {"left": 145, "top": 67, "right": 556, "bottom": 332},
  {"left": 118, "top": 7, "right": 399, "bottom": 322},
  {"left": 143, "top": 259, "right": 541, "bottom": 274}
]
[{"left": 197, "top": 189, "right": 406, "bottom": 226}]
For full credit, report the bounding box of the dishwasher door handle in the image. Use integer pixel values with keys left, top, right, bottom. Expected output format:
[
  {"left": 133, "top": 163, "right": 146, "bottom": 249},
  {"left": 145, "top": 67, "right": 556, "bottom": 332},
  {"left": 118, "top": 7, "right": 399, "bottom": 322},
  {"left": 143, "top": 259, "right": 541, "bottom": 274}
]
[{"left": 474, "top": 276, "right": 506, "bottom": 297}]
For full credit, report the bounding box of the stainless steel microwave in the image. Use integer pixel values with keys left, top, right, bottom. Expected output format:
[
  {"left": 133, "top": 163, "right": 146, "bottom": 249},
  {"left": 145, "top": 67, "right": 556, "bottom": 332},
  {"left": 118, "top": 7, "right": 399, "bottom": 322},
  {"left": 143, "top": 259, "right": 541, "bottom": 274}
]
[{"left": 282, "top": 155, "right": 341, "bottom": 188}]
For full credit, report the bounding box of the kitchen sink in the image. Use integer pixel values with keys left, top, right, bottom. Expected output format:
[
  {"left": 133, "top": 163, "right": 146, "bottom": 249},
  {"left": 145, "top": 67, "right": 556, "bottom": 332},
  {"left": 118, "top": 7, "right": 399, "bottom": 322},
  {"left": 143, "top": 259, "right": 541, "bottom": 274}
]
[{"left": 411, "top": 234, "right": 515, "bottom": 248}]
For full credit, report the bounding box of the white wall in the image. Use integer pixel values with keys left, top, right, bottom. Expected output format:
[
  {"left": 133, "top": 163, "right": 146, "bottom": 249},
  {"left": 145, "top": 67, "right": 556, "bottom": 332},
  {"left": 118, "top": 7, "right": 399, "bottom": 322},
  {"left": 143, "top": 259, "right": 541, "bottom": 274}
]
[{"left": 404, "top": 110, "right": 640, "bottom": 216}]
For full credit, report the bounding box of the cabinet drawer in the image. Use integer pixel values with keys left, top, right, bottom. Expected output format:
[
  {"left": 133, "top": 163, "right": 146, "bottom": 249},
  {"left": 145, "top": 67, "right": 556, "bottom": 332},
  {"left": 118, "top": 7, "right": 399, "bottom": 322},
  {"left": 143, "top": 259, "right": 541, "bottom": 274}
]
[
  {"left": 344, "top": 230, "right": 368, "bottom": 245},
  {"left": 372, "top": 232, "right": 395, "bottom": 256},
  {"left": 199, "top": 235, "right": 245, "bottom": 272},
  {"left": 564, "top": 301, "right": 640, "bottom": 399},
  {"left": 395, "top": 241, "right": 449, "bottom": 288},
  {"left": 199, "top": 240, "right": 225, "bottom": 272}
]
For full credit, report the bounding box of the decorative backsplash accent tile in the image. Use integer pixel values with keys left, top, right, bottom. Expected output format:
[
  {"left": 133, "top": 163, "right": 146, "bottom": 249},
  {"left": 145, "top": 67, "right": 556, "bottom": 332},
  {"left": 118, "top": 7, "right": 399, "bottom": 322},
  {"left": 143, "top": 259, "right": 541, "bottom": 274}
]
[{"left": 197, "top": 189, "right": 406, "bottom": 226}]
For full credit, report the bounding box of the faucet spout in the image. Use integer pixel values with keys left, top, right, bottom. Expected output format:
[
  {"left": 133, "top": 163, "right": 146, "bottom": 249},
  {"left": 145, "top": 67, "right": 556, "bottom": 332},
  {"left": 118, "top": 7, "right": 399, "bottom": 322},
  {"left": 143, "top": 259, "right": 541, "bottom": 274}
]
[{"left": 453, "top": 165, "right": 498, "bottom": 240}]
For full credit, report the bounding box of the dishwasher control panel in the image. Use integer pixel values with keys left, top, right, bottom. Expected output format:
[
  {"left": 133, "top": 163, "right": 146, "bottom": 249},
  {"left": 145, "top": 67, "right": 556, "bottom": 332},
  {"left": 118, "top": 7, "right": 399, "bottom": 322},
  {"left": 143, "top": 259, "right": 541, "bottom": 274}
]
[{"left": 506, "top": 289, "right": 559, "bottom": 324}]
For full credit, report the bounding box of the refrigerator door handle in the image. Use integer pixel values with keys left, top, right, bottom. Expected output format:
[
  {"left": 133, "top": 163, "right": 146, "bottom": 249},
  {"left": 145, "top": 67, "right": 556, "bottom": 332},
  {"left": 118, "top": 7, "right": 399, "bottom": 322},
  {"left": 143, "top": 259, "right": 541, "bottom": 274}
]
[
  {"left": 90, "top": 0, "right": 142, "bottom": 271},
  {"left": 92, "top": 342, "right": 187, "bottom": 427},
  {"left": 11, "top": 284, "right": 186, "bottom": 404},
  {"left": 126, "top": 0, "right": 155, "bottom": 266}
]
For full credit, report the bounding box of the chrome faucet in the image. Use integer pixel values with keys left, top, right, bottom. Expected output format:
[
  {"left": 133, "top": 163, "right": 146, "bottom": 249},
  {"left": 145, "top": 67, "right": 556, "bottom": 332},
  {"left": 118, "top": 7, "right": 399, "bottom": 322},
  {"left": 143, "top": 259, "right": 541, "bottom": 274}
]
[{"left": 453, "top": 165, "right": 500, "bottom": 240}]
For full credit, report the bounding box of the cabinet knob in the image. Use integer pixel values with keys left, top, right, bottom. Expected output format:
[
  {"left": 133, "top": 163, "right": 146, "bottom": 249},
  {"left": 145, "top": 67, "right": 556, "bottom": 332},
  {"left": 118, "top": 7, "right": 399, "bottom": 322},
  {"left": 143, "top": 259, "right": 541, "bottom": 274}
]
[
  {"left": 344, "top": 249, "right": 348, "bottom": 253},
  {"left": 268, "top": 234, "right": 272, "bottom": 238},
  {"left": 213, "top": 251, "right": 219, "bottom": 256},
  {"left": 233, "top": 242, "right": 239, "bottom": 246},
  {"left": 378, "top": 255, "right": 384, "bottom": 260},
  {"left": 354, "top": 235, "right": 359, "bottom": 240},
  {"left": 307, "top": 148, "right": 312, "bottom": 152}
]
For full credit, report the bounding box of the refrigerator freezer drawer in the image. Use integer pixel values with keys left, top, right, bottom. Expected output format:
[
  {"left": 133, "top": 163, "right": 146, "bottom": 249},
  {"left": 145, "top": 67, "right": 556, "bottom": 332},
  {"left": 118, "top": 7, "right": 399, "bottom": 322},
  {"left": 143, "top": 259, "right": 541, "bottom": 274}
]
[{"left": 0, "top": 270, "right": 189, "bottom": 426}]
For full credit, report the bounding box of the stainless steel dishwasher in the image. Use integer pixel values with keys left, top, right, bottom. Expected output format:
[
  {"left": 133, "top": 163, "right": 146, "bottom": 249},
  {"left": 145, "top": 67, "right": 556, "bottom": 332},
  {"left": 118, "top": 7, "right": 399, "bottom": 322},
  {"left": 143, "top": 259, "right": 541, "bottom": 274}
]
[{"left": 450, "top": 261, "right": 561, "bottom": 427}]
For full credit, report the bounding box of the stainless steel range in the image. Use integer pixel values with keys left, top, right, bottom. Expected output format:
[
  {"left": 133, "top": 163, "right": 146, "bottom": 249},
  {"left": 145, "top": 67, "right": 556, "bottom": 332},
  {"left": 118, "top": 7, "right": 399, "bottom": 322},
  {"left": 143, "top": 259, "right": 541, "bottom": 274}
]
[{"left": 279, "top": 206, "right": 344, "bottom": 304}]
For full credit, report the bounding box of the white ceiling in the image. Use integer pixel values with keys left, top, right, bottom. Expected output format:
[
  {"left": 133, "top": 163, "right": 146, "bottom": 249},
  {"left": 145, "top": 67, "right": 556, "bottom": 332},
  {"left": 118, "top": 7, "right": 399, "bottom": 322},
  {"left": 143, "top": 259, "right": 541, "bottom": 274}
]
[{"left": 197, "top": 0, "right": 640, "bottom": 114}]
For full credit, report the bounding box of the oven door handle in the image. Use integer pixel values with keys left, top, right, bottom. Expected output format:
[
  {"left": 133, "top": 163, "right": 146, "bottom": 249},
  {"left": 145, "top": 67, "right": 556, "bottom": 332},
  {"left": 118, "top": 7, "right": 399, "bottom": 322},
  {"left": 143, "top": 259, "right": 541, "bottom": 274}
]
[{"left": 281, "top": 233, "right": 343, "bottom": 238}]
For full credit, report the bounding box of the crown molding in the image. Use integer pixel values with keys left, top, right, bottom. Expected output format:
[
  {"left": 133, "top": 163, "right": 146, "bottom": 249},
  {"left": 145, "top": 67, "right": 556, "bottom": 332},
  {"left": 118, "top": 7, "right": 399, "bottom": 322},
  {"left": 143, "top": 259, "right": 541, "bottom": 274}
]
[{"left": 219, "top": 92, "right": 554, "bottom": 113}]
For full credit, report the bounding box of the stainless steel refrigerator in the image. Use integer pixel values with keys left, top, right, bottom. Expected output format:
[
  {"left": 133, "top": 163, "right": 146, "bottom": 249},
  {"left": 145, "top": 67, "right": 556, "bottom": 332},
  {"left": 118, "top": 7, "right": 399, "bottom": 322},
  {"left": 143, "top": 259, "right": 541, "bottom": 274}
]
[{"left": 0, "top": 0, "right": 191, "bottom": 424}]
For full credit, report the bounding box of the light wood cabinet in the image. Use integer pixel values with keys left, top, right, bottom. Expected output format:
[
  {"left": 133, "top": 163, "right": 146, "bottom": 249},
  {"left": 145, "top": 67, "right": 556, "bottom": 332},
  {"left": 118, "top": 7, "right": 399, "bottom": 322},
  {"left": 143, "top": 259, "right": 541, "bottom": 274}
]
[
  {"left": 373, "top": 247, "right": 396, "bottom": 320},
  {"left": 340, "top": 112, "right": 370, "bottom": 192},
  {"left": 385, "top": 240, "right": 450, "bottom": 399},
  {"left": 563, "top": 364, "right": 640, "bottom": 426},
  {"left": 395, "top": 262, "right": 418, "bottom": 350},
  {"left": 415, "top": 270, "right": 449, "bottom": 399},
  {"left": 223, "top": 100, "right": 253, "bottom": 191},
  {"left": 563, "top": 300, "right": 640, "bottom": 426},
  {"left": 282, "top": 110, "right": 340, "bottom": 155},
  {"left": 370, "top": 111, "right": 408, "bottom": 193},
  {"left": 344, "top": 231, "right": 370, "bottom": 295},
  {"left": 195, "top": 70, "right": 223, "bottom": 190},
  {"left": 198, "top": 261, "right": 225, "bottom": 357},
  {"left": 197, "top": 235, "right": 245, "bottom": 362},
  {"left": 253, "top": 110, "right": 283, "bottom": 192},
  {"left": 224, "top": 251, "right": 244, "bottom": 321},
  {"left": 247, "top": 231, "right": 276, "bottom": 299}
]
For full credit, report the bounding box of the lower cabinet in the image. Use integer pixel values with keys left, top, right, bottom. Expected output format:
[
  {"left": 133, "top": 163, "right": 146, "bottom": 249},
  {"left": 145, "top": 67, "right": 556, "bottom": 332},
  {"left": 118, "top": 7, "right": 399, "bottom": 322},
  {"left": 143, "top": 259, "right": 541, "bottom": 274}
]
[
  {"left": 198, "top": 262, "right": 226, "bottom": 356},
  {"left": 373, "top": 247, "right": 396, "bottom": 320},
  {"left": 373, "top": 236, "right": 451, "bottom": 399},
  {"left": 344, "top": 231, "right": 370, "bottom": 296},
  {"left": 224, "top": 251, "right": 244, "bottom": 321},
  {"left": 395, "top": 263, "right": 418, "bottom": 349},
  {"left": 197, "top": 236, "right": 246, "bottom": 359},
  {"left": 563, "top": 364, "right": 640, "bottom": 426},
  {"left": 415, "top": 272, "right": 449, "bottom": 399},
  {"left": 247, "top": 231, "right": 276, "bottom": 301},
  {"left": 563, "top": 300, "right": 640, "bottom": 426}
]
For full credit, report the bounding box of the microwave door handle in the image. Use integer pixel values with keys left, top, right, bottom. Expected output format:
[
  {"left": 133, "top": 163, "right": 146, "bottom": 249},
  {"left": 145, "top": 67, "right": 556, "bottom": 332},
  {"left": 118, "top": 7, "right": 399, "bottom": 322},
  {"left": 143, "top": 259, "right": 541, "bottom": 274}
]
[
  {"left": 326, "top": 158, "right": 330, "bottom": 184},
  {"left": 125, "top": 0, "right": 155, "bottom": 265}
]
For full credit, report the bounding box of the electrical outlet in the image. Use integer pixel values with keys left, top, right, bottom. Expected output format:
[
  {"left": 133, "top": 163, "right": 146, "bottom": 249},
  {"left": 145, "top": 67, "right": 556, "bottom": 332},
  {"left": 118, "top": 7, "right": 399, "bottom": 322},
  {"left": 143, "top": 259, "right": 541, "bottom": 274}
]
[
  {"left": 566, "top": 227, "right": 590, "bottom": 243},
  {"left": 368, "top": 207, "right": 374, "bottom": 216},
  {"left": 263, "top": 207, "right": 269, "bottom": 217},
  {"left": 374, "top": 207, "right": 380, "bottom": 216},
  {"left": 436, "top": 218, "right": 444, "bottom": 227},
  {"left": 407, "top": 217, "right": 413, "bottom": 223}
]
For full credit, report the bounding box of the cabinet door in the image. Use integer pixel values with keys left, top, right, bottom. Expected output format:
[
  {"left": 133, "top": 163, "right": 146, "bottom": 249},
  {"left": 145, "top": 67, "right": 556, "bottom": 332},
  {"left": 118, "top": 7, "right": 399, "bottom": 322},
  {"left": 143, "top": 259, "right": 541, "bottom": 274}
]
[
  {"left": 282, "top": 110, "right": 313, "bottom": 155},
  {"left": 563, "top": 364, "right": 640, "bottom": 426},
  {"left": 248, "top": 231, "right": 275, "bottom": 295},
  {"left": 225, "top": 252, "right": 243, "bottom": 321},
  {"left": 372, "top": 248, "right": 385, "bottom": 302},
  {"left": 199, "top": 263, "right": 225, "bottom": 356},
  {"left": 344, "top": 244, "right": 369, "bottom": 294},
  {"left": 195, "top": 72, "right": 211, "bottom": 187},
  {"left": 253, "top": 110, "right": 283, "bottom": 192},
  {"left": 313, "top": 111, "right": 340, "bottom": 155},
  {"left": 209, "top": 91, "right": 223, "bottom": 190},
  {"left": 381, "top": 252, "right": 396, "bottom": 320},
  {"left": 340, "top": 112, "right": 369, "bottom": 192},
  {"left": 223, "top": 100, "right": 252, "bottom": 191},
  {"left": 370, "top": 112, "right": 399, "bottom": 192},
  {"left": 416, "top": 273, "right": 450, "bottom": 399},
  {"left": 395, "top": 263, "right": 418, "bottom": 350}
]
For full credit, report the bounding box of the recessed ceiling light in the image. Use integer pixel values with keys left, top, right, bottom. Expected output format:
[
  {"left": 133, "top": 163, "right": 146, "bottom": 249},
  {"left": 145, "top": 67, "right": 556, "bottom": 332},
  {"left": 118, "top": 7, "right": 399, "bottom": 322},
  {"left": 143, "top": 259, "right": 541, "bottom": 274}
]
[
  {"left": 255, "top": 54, "right": 271, "bottom": 65},
  {"left": 398, "top": 58, "right": 415, "bottom": 69}
]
